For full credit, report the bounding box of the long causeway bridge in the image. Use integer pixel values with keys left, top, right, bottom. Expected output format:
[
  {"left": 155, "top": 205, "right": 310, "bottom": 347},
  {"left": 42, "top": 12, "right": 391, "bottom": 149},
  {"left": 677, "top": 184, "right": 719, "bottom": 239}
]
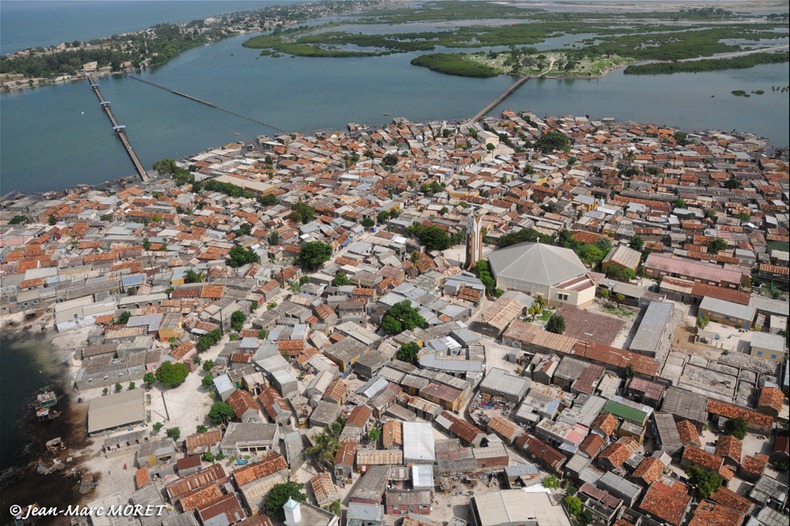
[
  {"left": 128, "top": 76, "right": 286, "bottom": 133},
  {"left": 468, "top": 75, "right": 530, "bottom": 124},
  {"left": 87, "top": 75, "right": 150, "bottom": 182}
]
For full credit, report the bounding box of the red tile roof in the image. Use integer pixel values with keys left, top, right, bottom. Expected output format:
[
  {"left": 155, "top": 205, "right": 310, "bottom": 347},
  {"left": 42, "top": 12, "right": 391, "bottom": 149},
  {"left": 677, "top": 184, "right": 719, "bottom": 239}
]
[
  {"left": 757, "top": 386, "right": 784, "bottom": 413},
  {"left": 632, "top": 456, "right": 665, "bottom": 485},
  {"left": 640, "top": 480, "right": 691, "bottom": 526},
  {"left": 682, "top": 446, "right": 724, "bottom": 472},
  {"left": 233, "top": 452, "right": 288, "bottom": 487},
  {"left": 709, "top": 486, "right": 753, "bottom": 514},
  {"left": 740, "top": 454, "right": 768, "bottom": 477},
  {"left": 599, "top": 437, "right": 639, "bottom": 469},
  {"left": 676, "top": 420, "right": 701, "bottom": 447},
  {"left": 715, "top": 435, "right": 742, "bottom": 463},
  {"left": 687, "top": 499, "right": 745, "bottom": 526},
  {"left": 707, "top": 399, "right": 773, "bottom": 429}
]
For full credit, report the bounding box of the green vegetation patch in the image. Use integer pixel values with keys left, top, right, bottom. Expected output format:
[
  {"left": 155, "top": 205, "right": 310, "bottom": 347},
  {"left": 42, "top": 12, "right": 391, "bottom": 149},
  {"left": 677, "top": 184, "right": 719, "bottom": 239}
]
[
  {"left": 410, "top": 53, "right": 500, "bottom": 77},
  {"left": 624, "top": 51, "right": 789, "bottom": 75}
]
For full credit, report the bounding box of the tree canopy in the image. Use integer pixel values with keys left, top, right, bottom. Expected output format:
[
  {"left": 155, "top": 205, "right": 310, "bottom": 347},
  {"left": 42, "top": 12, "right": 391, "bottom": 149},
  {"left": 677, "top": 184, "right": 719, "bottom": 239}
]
[
  {"left": 208, "top": 401, "right": 235, "bottom": 424},
  {"left": 332, "top": 271, "right": 351, "bottom": 287},
  {"left": 629, "top": 236, "right": 645, "bottom": 252},
  {"left": 266, "top": 482, "right": 307, "bottom": 518},
  {"left": 231, "top": 310, "right": 247, "bottom": 332},
  {"left": 155, "top": 361, "right": 189, "bottom": 387},
  {"left": 546, "top": 314, "right": 566, "bottom": 334},
  {"left": 381, "top": 300, "right": 426, "bottom": 335},
  {"left": 408, "top": 224, "right": 461, "bottom": 251},
  {"left": 228, "top": 245, "right": 259, "bottom": 268},
  {"left": 298, "top": 241, "right": 333, "bottom": 270},
  {"left": 724, "top": 416, "right": 748, "bottom": 440},
  {"left": 535, "top": 130, "right": 571, "bottom": 153},
  {"left": 290, "top": 201, "right": 316, "bottom": 223},
  {"left": 687, "top": 464, "right": 722, "bottom": 499},
  {"left": 396, "top": 342, "right": 421, "bottom": 363}
]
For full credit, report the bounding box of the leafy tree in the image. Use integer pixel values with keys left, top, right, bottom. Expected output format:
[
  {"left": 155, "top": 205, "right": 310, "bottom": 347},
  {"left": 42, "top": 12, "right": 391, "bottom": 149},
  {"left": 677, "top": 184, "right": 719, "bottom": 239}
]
[
  {"left": 332, "top": 271, "right": 351, "bottom": 287},
  {"left": 563, "top": 495, "right": 583, "bottom": 518},
  {"left": 197, "top": 329, "right": 223, "bottom": 352},
  {"left": 543, "top": 475, "right": 559, "bottom": 489},
  {"left": 268, "top": 231, "right": 280, "bottom": 245},
  {"left": 368, "top": 428, "right": 381, "bottom": 443},
  {"left": 196, "top": 424, "right": 208, "bottom": 434},
  {"left": 201, "top": 374, "right": 216, "bottom": 389},
  {"left": 258, "top": 194, "right": 278, "bottom": 207},
  {"left": 673, "top": 131, "right": 688, "bottom": 145},
  {"left": 231, "top": 310, "right": 247, "bottom": 332},
  {"left": 723, "top": 175, "right": 742, "bottom": 189},
  {"left": 306, "top": 431, "right": 339, "bottom": 470},
  {"left": 615, "top": 293, "right": 625, "bottom": 305},
  {"left": 143, "top": 372, "right": 157, "bottom": 387},
  {"left": 546, "top": 314, "right": 566, "bottom": 334},
  {"left": 497, "top": 227, "right": 552, "bottom": 248},
  {"left": 381, "top": 300, "right": 426, "bottom": 335},
  {"left": 326, "top": 500, "right": 341, "bottom": 516},
  {"left": 396, "top": 342, "right": 421, "bottom": 363},
  {"left": 361, "top": 217, "right": 375, "bottom": 228},
  {"left": 236, "top": 222, "right": 253, "bottom": 237},
  {"left": 439, "top": 206, "right": 449, "bottom": 216},
  {"left": 381, "top": 316, "right": 403, "bottom": 335},
  {"left": 598, "top": 288, "right": 610, "bottom": 301},
  {"left": 116, "top": 311, "right": 131, "bottom": 325},
  {"left": 115, "top": 382, "right": 123, "bottom": 393},
  {"left": 228, "top": 245, "right": 259, "bottom": 268},
  {"left": 152, "top": 422, "right": 164, "bottom": 433},
  {"left": 672, "top": 198, "right": 687, "bottom": 209},
  {"left": 290, "top": 201, "right": 315, "bottom": 224},
  {"left": 202, "top": 451, "right": 215, "bottom": 462},
  {"left": 165, "top": 427, "right": 181, "bottom": 441},
  {"left": 687, "top": 465, "right": 722, "bottom": 498},
  {"left": 142, "top": 238, "right": 151, "bottom": 251},
  {"left": 184, "top": 269, "right": 204, "bottom": 284},
  {"left": 769, "top": 452, "right": 789, "bottom": 473},
  {"left": 202, "top": 360, "right": 215, "bottom": 372},
  {"left": 298, "top": 241, "right": 332, "bottom": 271},
  {"left": 724, "top": 417, "right": 748, "bottom": 440},
  {"left": 155, "top": 361, "right": 190, "bottom": 387},
  {"left": 128, "top": 382, "right": 136, "bottom": 390},
  {"left": 625, "top": 364, "right": 635, "bottom": 379},
  {"left": 697, "top": 314, "right": 710, "bottom": 329},
  {"left": 377, "top": 210, "right": 390, "bottom": 224},
  {"left": 628, "top": 236, "right": 645, "bottom": 252},
  {"left": 535, "top": 130, "right": 571, "bottom": 153},
  {"left": 250, "top": 300, "right": 259, "bottom": 311},
  {"left": 266, "top": 482, "right": 307, "bottom": 518},
  {"left": 408, "top": 224, "right": 453, "bottom": 251},
  {"left": 707, "top": 237, "right": 728, "bottom": 254},
  {"left": 381, "top": 153, "right": 398, "bottom": 167},
  {"left": 208, "top": 402, "right": 235, "bottom": 424},
  {"left": 258, "top": 329, "right": 269, "bottom": 340},
  {"left": 595, "top": 237, "right": 612, "bottom": 253},
  {"left": 153, "top": 158, "right": 178, "bottom": 176},
  {"left": 8, "top": 215, "right": 26, "bottom": 225}
]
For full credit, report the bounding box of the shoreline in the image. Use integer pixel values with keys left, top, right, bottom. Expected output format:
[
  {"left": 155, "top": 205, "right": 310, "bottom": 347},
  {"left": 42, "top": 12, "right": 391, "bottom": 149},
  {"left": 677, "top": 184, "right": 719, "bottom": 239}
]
[{"left": 0, "top": 327, "right": 97, "bottom": 525}]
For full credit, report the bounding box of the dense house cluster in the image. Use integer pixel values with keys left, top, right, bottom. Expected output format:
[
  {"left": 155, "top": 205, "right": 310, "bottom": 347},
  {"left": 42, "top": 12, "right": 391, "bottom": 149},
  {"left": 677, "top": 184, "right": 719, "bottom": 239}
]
[{"left": 1, "top": 111, "right": 788, "bottom": 526}]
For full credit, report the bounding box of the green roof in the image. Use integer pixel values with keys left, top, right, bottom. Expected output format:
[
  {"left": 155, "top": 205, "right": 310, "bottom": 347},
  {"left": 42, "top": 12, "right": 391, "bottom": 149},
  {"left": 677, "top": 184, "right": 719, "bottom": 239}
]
[{"left": 603, "top": 401, "right": 647, "bottom": 425}]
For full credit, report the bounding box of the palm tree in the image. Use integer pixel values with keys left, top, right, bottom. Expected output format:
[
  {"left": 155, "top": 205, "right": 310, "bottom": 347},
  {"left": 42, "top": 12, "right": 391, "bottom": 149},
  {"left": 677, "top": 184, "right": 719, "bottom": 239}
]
[{"left": 306, "top": 430, "right": 339, "bottom": 470}]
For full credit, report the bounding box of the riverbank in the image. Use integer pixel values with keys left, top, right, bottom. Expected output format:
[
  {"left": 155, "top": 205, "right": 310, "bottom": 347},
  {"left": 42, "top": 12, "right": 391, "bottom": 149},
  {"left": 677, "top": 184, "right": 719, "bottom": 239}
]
[{"left": 0, "top": 326, "right": 98, "bottom": 525}]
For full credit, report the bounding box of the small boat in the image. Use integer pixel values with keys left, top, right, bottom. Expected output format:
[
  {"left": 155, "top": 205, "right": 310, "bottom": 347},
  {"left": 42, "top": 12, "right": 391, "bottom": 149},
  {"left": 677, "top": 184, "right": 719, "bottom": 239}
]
[{"left": 383, "top": 113, "right": 390, "bottom": 116}]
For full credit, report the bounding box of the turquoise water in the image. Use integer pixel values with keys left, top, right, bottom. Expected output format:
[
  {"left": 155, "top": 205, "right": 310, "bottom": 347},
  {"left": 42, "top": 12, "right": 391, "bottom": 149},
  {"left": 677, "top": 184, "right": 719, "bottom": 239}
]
[{"left": 0, "top": 2, "right": 788, "bottom": 194}]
